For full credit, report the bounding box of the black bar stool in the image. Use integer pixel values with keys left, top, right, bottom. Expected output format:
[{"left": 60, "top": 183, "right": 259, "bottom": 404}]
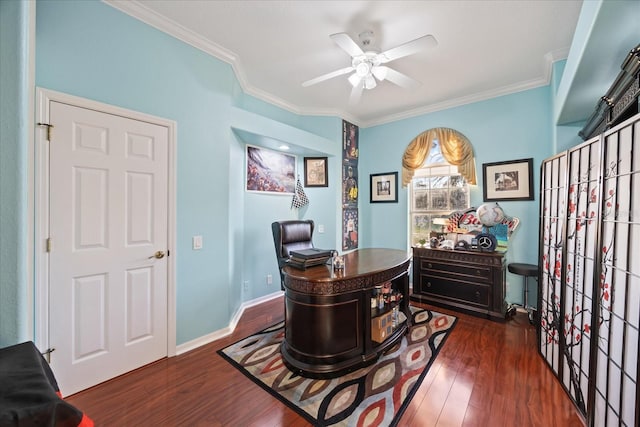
[{"left": 507, "top": 262, "right": 538, "bottom": 323}]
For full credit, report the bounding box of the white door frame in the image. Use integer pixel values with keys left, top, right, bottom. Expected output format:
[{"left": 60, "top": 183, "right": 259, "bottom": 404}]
[{"left": 33, "top": 87, "right": 177, "bottom": 358}]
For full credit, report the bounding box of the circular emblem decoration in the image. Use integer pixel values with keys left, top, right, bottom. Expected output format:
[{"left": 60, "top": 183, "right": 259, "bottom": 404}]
[
  {"left": 455, "top": 240, "right": 469, "bottom": 251},
  {"left": 476, "top": 233, "right": 497, "bottom": 251}
]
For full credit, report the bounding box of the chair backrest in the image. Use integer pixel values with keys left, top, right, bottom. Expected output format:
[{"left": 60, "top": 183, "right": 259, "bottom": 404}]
[{"left": 271, "top": 220, "right": 315, "bottom": 269}]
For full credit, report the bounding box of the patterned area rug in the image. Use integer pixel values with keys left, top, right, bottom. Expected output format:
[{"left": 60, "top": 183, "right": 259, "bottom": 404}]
[{"left": 218, "top": 307, "right": 456, "bottom": 426}]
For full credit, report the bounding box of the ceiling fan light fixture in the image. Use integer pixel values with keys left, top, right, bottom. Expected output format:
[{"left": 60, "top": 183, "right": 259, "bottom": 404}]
[
  {"left": 348, "top": 73, "right": 362, "bottom": 87},
  {"left": 302, "top": 31, "right": 434, "bottom": 97},
  {"left": 355, "top": 61, "right": 370, "bottom": 77},
  {"left": 364, "top": 74, "right": 377, "bottom": 90}
]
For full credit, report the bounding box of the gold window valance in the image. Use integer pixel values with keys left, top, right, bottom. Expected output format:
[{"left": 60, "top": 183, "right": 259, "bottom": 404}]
[{"left": 401, "top": 128, "right": 477, "bottom": 186}]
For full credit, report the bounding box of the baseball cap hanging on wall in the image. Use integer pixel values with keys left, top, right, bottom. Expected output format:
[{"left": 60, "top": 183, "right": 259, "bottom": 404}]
[{"left": 291, "top": 176, "right": 309, "bottom": 209}]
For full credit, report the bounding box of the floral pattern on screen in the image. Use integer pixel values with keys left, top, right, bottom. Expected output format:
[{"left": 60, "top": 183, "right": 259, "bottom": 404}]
[
  {"left": 560, "top": 141, "right": 600, "bottom": 413},
  {"left": 539, "top": 115, "right": 640, "bottom": 426},
  {"left": 592, "top": 126, "right": 638, "bottom": 427},
  {"left": 539, "top": 154, "right": 566, "bottom": 379}
]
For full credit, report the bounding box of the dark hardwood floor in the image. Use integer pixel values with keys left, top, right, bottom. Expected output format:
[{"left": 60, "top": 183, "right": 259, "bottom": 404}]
[{"left": 67, "top": 296, "right": 585, "bottom": 426}]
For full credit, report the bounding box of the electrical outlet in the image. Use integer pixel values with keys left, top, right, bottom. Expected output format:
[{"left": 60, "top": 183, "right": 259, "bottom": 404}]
[
  {"left": 243, "top": 280, "right": 249, "bottom": 291},
  {"left": 318, "top": 224, "right": 325, "bottom": 233},
  {"left": 267, "top": 274, "right": 273, "bottom": 285}
]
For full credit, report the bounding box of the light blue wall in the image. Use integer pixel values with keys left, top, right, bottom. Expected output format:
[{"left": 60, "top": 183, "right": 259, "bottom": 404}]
[
  {"left": 237, "top": 94, "right": 341, "bottom": 142},
  {"left": 551, "top": 60, "right": 585, "bottom": 154},
  {"left": 360, "top": 87, "right": 553, "bottom": 305},
  {"left": 0, "top": 0, "right": 31, "bottom": 347},
  {"left": 554, "top": 0, "right": 602, "bottom": 125},
  {"left": 36, "top": 0, "right": 237, "bottom": 344},
  {"left": 229, "top": 108, "right": 341, "bottom": 297},
  {"left": 1, "top": 0, "right": 634, "bottom": 347},
  {"left": 34, "top": 0, "right": 342, "bottom": 345}
]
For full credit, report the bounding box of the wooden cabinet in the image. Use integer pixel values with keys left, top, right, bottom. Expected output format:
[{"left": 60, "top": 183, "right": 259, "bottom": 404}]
[
  {"left": 411, "top": 247, "right": 507, "bottom": 321},
  {"left": 281, "top": 249, "right": 411, "bottom": 378}
]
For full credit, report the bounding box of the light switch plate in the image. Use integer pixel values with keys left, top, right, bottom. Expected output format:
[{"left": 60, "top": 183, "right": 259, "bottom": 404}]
[{"left": 192, "top": 235, "right": 203, "bottom": 250}]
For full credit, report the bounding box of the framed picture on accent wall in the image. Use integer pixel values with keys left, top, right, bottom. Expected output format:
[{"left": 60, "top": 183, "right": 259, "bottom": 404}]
[
  {"left": 245, "top": 145, "right": 296, "bottom": 194},
  {"left": 370, "top": 172, "right": 398, "bottom": 203},
  {"left": 303, "top": 157, "right": 328, "bottom": 187},
  {"left": 482, "top": 158, "right": 534, "bottom": 201}
]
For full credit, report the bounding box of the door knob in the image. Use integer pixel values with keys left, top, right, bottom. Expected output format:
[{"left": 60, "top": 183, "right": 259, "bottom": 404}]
[{"left": 149, "top": 251, "right": 165, "bottom": 259}]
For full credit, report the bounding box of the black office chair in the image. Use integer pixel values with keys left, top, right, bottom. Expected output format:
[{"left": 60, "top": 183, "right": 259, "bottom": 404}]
[{"left": 271, "top": 220, "right": 315, "bottom": 290}]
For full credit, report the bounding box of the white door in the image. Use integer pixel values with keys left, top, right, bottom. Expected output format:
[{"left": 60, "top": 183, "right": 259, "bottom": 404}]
[{"left": 48, "top": 101, "right": 169, "bottom": 395}]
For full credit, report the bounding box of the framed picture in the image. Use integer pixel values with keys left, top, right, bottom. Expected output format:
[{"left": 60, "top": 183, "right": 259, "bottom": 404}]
[
  {"left": 245, "top": 145, "right": 296, "bottom": 194},
  {"left": 304, "top": 157, "right": 328, "bottom": 187},
  {"left": 370, "top": 172, "right": 398, "bottom": 203},
  {"left": 342, "top": 208, "right": 358, "bottom": 250},
  {"left": 342, "top": 163, "right": 358, "bottom": 207},
  {"left": 342, "top": 120, "right": 359, "bottom": 160},
  {"left": 482, "top": 158, "right": 534, "bottom": 201}
]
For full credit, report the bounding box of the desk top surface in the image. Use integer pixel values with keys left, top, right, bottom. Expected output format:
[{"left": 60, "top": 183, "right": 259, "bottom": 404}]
[{"left": 283, "top": 248, "right": 410, "bottom": 283}]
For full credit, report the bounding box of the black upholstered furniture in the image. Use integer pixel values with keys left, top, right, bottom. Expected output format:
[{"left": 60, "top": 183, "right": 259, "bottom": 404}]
[
  {"left": 0, "top": 341, "right": 93, "bottom": 426},
  {"left": 271, "top": 220, "right": 315, "bottom": 289}
]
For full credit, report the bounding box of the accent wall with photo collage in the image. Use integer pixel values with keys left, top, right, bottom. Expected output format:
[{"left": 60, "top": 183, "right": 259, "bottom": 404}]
[{"left": 342, "top": 120, "right": 358, "bottom": 250}]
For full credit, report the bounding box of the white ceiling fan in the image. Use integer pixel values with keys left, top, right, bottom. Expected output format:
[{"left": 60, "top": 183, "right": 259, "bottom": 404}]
[{"left": 302, "top": 31, "right": 438, "bottom": 104}]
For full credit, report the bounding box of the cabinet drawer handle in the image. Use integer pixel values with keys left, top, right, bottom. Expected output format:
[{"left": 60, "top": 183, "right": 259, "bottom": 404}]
[
  {"left": 427, "top": 263, "right": 433, "bottom": 268},
  {"left": 475, "top": 291, "right": 481, "bottom": 300},
  {"left": 476, "top": 270, "right": 482, "bottom": 275},
  {"left": 426, "top": 282, "right": 432, "bottom": 288}
]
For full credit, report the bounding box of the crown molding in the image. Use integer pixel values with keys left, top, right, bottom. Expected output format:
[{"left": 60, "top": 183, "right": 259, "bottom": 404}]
[
  {"left": 363, "top": 76, "right": 549, "bottom": 128},
  {"left": 103, "top": 0, "right": 568, "bottom": 130},
  {"left": 105, "top": 0, "right": 236, "bottom": 64},
  {"left": 361, "top": 47, "right": 569, "bottom": 128},
  {"left": 103, "top": 1, "right": 355, "bottom": 123}
]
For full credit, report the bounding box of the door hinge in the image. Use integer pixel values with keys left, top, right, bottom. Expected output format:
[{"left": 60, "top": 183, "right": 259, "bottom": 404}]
[
  {"left": 42, "top": 348, "right": 55, "bottom": 363},
  {"left": 46, "top": 237, "right": 52, "bottom": 253},
  {"left": 37, "top": 122, "right": 54, "bottom": 141}
]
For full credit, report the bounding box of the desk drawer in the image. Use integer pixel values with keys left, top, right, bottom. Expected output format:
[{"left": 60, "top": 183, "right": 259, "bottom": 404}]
[
  {"left": 418, "top": 274, "right": 490, "bottom": 308},
  {"left": 420, "top": 259, "right": 492, "bottom": 283}
]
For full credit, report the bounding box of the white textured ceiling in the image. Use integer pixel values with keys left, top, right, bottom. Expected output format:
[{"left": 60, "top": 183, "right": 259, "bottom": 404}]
[{"left": 109, "top": 0, "right": 585, "bottom": 127}]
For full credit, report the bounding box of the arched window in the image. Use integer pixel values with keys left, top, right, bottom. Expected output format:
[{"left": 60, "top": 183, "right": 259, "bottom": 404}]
[{"left": 404, "top": 128, "right": 476, "bottom": 245}]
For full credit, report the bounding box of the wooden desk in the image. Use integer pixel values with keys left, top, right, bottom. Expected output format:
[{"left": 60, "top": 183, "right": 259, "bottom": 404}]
[{"left": 282, "top": 248, "right": 411, "bottom": 378}]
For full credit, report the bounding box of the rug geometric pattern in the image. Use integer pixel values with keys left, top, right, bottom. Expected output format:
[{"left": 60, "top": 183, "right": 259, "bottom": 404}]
[{"left": 218, "top": 307, "right": 457, "bottom": 427}]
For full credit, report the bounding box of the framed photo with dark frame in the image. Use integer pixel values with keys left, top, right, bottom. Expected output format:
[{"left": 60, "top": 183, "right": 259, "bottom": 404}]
[
  {"left": 482, "top": 158, "right": 534, "bottom": 201},
  {"left": 370, "top": 172, "right": 398, "bottom": 203},
  {"left": 304, "top": 157, "right": 328, "bottom": 187}
]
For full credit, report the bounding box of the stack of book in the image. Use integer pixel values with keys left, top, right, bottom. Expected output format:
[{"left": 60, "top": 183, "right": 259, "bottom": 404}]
[{"left": 287, "top": 248, "right": 334, "bottom": 270}]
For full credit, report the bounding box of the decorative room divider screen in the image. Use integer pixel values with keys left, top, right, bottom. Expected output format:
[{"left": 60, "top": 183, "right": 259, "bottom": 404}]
[{"left": 538, "top": 112, "right": 639, "bottom": 427}]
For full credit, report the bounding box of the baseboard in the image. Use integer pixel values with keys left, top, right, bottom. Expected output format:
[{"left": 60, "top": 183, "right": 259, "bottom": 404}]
[{"left": 175, "top": 291, "right": 283, "bottom": 355}]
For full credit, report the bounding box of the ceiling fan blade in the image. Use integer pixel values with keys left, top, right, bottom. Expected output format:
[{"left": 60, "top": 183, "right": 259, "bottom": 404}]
[
  {"left": 371, "top": 66, "right": 388, "bottom": 81},
  {"left": 375, "top": 66, "right": 421, "bottom": 89},
  {"left": 330, "top": 32, "right": 364, "bottom": 57},
  {"left": 302, "top": 66, "right": 354, "bottom": 87},
  {"left": 349, "top": 81, "right": 364, "bottom": 105},
  {"left": 377, "top": 34, "right": 437, "bottom": 64}
]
